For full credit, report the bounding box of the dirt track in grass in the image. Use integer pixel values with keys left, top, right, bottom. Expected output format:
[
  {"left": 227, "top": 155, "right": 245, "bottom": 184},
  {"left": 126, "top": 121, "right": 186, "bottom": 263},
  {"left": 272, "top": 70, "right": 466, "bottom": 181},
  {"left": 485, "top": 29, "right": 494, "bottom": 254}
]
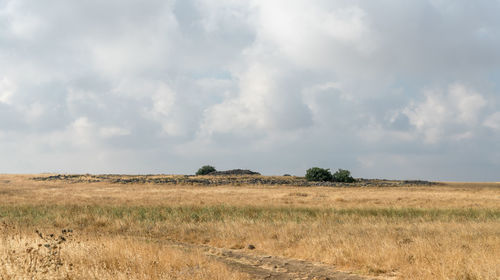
[{"left": 146, "top": 237, "right": 374, "bottom": 280}]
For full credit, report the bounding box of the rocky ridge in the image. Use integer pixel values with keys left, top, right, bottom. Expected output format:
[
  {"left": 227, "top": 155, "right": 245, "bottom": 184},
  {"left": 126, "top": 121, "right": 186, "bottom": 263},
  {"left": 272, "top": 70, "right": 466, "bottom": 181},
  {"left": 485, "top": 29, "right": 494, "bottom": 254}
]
[{"left": 32, "top": 174, "right": 438, "bottom": 187}]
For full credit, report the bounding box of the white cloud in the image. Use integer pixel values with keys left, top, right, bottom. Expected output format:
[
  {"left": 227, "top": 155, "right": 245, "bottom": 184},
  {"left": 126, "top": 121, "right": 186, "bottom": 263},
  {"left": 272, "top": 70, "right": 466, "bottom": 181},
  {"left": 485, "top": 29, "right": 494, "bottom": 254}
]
[
  {"left": 201, "top": 61, "right": 312, "bottom": 135},
  {"left": 449, "top": 84, "right": 487, "bottom": 124},
  {"left": 1, "top": 1, "right": 46, "bottom": 39},
  {"left": 196, "top": 0, "right": 253, "bottom": 33},
  {"left": 86, "top": 14, "right": 179, "bottom": 78},
  {"left": 23, "top": 102, "right": 46, "bottom": 123},
  {"left": 148, "top": 83, "right": 186, "bottom": 136},
  {"left": 301, "top": 82, "right": 356, "bottom": 127},
  {"left": 0, "top": 0, "right": 500, "bottom": 180},
  {"left": 403, "top": 84, "right": 486, "bottom": 143},
  {"left": 202, "top": 63, "right": 277, "bottom": 134},
  {"left": 484, "top": 112, "right": 500, "bottom": 130},
  {"left": 70, "top": 117, "right": 95, "bottom": 147},
  {"left": 251, "top": 1, "right": 375, "bottom": 68},
  {"left": 0, "top": 77, "right": 15, "bottom": 104},
  {"left": 99, "top": 126, "right": 130, "bottom": 138}
]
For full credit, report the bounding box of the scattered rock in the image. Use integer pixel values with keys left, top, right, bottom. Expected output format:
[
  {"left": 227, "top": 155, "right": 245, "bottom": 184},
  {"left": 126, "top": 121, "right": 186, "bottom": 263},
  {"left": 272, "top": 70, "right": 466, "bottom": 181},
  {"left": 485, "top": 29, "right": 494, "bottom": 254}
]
[
  {"left": 402, "top": 180, "right": 437, "bottom": 185},
  {"left": 32, "top": 174, "right": 439, "bottom": 187},
  {"left": 208, "top": 169, "right": 261, "bottom": 176}
]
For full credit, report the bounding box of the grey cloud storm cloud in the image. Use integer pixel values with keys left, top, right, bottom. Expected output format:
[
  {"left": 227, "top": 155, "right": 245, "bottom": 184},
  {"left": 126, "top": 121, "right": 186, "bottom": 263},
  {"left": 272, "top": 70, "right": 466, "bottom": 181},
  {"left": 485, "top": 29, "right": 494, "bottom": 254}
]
[{"left": 1, "top": 0, "right": 500, "bottom": 181}]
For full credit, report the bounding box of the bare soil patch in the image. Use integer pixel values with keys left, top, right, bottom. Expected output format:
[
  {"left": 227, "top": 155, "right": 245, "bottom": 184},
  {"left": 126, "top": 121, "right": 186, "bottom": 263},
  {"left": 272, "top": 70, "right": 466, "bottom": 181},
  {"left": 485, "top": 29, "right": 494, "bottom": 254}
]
[{"left": 146, "top": 238, "right": 374, "bottom": 280}]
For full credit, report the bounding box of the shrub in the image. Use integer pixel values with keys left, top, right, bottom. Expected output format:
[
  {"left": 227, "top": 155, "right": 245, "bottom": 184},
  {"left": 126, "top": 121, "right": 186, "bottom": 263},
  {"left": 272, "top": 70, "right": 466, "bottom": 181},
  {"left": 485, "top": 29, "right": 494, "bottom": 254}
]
[
  {"left": 196, "top": 165, "right": 216, "bottom": 175},
  {"left": 305, "top": 167, "right": 333, "bottom": 182},
  {"left": 332, "top": 169, "right": 355, "bottom": 183}
]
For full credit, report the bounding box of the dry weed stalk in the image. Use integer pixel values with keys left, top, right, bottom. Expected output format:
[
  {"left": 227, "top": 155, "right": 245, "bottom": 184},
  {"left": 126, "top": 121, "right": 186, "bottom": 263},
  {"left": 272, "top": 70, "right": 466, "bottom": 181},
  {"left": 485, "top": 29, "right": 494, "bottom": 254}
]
[
  {"left": 1, "top": 227, "right": 73, "bottom": 278},
  {"left": 26, "top": 229, "right": 73, "bottom": 274}
]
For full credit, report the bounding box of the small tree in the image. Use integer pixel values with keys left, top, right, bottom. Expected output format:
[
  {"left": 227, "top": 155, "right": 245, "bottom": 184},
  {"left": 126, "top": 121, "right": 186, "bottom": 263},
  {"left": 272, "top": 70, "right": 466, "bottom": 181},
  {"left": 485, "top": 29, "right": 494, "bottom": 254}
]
[
  {"left": 332, "top": 169, "right": 355, "bottom": 183},
  {"left": 305, "top": 167, "right": 333, "bottom": 182},
  {"left": 196, "top": 165, "right": 216, "bottom": 175}
]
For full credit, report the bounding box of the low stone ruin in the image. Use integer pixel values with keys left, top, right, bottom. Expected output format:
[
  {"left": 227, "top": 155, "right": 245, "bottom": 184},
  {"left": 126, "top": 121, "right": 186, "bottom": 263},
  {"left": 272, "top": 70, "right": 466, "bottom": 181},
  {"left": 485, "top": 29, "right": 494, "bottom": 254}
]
[{"left": 208, "top": 169, "right": 261, "bottom": 176}]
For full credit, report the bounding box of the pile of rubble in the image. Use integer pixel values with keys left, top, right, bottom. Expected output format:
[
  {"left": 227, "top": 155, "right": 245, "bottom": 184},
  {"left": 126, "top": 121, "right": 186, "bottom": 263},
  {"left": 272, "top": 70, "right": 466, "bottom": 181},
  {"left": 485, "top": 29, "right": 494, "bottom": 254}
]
[
  {"left": 32, "top": 174, "right": 438, "bottom": 187},
  {"left": 207, "top": 169, "right": 261, "bottom": 176}
]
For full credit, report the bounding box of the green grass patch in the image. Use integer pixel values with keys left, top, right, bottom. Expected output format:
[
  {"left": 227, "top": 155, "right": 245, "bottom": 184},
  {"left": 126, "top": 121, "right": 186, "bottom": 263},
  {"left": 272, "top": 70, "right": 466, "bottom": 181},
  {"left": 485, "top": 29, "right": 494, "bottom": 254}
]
[{"left": 0, "top": 205, "right": 498, "bottom": 228}]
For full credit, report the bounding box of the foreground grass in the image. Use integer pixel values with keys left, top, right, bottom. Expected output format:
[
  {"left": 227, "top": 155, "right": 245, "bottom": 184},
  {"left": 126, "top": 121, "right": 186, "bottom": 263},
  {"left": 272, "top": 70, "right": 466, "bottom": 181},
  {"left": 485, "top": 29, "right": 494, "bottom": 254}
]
[
  {"left": 1, "top": 205, "right": 500, "bottom": 225},
  {"left": 1, "top": 205, "right": 499, "bottom": 279},
  {"left": 1, "top": 176, "right": 499, "bottom": 279},
  {"left": 0, "top": 229, "right": 249, "bottom": 280}
]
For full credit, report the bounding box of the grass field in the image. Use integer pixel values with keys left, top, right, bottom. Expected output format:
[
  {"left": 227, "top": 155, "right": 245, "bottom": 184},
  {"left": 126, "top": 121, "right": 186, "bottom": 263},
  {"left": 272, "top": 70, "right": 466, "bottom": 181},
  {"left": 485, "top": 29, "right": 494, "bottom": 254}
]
[{"left": 0, "top": 175, "right": 499, "bottom": 279}]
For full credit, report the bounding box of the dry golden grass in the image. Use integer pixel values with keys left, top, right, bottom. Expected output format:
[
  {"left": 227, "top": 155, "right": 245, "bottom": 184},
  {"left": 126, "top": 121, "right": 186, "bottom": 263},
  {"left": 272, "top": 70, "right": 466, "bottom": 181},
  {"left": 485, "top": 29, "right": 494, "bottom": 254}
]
[
  {"left": 0, "top": 226, "right": 248, "bottom": 280},
  {"left": 1, "top": 175, "right": 499, "bottom": 279},
  {"left": 1, "top": 175, "right": 499, "bottom": 209}
]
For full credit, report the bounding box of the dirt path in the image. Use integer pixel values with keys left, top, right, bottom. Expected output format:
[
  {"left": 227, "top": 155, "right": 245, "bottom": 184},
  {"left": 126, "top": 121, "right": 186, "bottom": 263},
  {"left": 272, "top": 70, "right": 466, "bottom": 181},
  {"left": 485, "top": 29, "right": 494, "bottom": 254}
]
[
  {"left": 142, "top": 237, "right": 375, "bottom": 280},
  {"left": 204, "top": 246, "right": 369, "bottom": 280}
]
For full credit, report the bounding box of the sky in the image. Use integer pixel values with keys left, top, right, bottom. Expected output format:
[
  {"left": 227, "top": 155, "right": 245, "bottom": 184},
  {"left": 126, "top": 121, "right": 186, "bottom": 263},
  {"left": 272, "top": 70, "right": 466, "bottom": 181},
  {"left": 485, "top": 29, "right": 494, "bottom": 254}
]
[{"left": 1, "top": 0, "right": 500, "bottom": 181}]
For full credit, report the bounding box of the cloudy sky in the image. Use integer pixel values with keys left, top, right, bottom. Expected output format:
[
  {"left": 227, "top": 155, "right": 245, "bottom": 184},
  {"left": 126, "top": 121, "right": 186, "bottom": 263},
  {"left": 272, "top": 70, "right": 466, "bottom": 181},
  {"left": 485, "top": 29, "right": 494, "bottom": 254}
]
[{"left": 1, "top": 0, "right": 500, "bottom": 180}]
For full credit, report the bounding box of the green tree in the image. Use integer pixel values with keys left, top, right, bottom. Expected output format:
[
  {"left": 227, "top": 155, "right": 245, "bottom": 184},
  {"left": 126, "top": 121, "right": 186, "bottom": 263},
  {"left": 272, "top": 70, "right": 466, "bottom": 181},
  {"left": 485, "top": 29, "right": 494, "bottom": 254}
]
[
  {"left": 196, "top": 165, "right": 216, "bottom": 175},
  {"left": 305, "top": 167, "right": 333, "bottom": 182},
  {"left": 332, "top": 169, "right": 355, "bottom": 183}
]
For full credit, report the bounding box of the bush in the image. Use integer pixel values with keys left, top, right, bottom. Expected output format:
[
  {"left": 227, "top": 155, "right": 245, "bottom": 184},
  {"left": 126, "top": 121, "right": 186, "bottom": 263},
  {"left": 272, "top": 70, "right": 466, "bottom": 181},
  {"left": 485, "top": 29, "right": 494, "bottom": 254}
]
[
  {"left": 332, "top": 169, "right": 355, "bottom": 183},
  {"left": 196, "top": 165, "right": 216, "bottom": 175},
  {"left": 305, "top": 167, "right": 333, "bottom": 182}
]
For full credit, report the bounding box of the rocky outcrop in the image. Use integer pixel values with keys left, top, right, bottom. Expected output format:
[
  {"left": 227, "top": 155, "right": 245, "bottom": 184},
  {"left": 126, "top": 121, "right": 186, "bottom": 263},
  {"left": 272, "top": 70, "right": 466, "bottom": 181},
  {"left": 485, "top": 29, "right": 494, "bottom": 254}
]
[
  {"left": 32, "top": 174, "right": 439, "bottom": 187},
  {"left": 208, "top": 169, "right": 261, "bottom": 176}
]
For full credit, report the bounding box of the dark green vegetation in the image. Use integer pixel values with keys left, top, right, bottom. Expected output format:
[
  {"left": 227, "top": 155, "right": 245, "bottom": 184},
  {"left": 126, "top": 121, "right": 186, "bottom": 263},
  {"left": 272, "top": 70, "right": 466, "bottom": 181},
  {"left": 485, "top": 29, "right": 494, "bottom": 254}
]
[
  {"left": 305, "top": 167, "right": 355, "bottom": 183},
  {"left": 1, "top": 205, "right": 498, "bottom": 228},
  {"left": 196, "top": 165, "right": 217, "bottom": 175},
  {"left": 332, "top": 169, "right": 355, "bottom": 183},
  {"left": 305, "top": 167, "right": 333, "bottom": 182}
]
